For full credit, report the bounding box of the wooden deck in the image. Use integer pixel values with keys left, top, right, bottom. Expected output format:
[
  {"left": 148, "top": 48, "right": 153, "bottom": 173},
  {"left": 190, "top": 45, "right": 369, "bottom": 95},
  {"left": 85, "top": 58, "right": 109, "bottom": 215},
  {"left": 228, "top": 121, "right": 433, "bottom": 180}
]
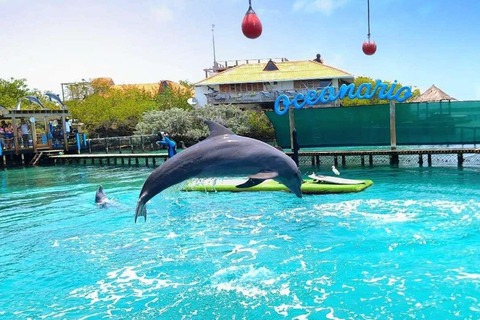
[
  {"left": 37, "top": 147, "right": 480, "bottom": 168},
  {"left": 3, "top": 147, "right": 479, "bottom": 168},
  {"left": 286, "top": 148, "right": 480, "bottom": 166},
  {"left": 47, "top": 153, "right": 169, "bottom": 166}
]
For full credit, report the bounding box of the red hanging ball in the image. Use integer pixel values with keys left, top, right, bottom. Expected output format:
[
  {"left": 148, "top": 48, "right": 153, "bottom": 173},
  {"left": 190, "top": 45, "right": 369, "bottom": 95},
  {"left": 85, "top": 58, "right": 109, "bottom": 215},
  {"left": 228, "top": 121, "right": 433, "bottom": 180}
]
[
  {"left": 362, "top": 40, "right": 377, "bottom": 55},
  {"left": 242, "top": 6, "right": 262, "bottom": 39}
]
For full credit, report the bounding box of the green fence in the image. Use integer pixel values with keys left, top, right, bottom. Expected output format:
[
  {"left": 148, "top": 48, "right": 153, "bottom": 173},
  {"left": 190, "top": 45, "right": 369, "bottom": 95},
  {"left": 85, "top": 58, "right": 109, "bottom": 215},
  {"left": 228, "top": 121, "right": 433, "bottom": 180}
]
[{"left": 265, "top": 101, "right": 480, "bottom": 148}]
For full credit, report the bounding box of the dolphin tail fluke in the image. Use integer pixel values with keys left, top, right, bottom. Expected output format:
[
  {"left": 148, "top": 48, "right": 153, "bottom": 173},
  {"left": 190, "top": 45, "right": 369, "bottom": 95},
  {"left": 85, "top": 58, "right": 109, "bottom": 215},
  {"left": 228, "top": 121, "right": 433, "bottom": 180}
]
[{"left": 135, "top": 199, "right": 147, "bottom": 223}]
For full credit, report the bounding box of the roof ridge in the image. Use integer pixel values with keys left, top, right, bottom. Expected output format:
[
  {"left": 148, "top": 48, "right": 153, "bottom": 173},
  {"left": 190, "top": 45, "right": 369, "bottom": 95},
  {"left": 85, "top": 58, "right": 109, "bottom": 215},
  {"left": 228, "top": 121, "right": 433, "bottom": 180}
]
[
  {"left": 307, "top": 60, "right": 353, "bottom": 76},
  {"left": 195, "top": 63, "right": 252, "bottom": 85}
]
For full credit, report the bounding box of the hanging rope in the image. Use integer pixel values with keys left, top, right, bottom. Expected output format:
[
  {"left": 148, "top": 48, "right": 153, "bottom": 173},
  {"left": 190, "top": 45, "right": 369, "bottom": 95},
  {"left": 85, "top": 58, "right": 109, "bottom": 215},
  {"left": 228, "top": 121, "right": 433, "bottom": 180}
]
[
  {"left": 367, "top": 0, "right": 371, "bottom": 40},
  {"left": 249, "top": 0, "right": 252, "bottom": 8}
]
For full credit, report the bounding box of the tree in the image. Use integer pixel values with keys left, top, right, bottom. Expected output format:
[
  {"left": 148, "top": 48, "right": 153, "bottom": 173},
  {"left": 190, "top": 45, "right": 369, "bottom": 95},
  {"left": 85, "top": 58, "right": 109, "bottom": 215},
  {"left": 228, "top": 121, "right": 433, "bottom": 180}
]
[
  {"left": 0, "top": 77, "right": 60, "bottom": 110},
  {"left": 154, "top": 86, "right": 193, "bottom": 111},
  {"left": 68, "top": 85, "right": 157, "bottom": 137},
  {"left": 0, "top": 78, "right": 31, "bottom": 108},
  {"left": 135, "top": 104, "right": 275, "bottom": 145}
]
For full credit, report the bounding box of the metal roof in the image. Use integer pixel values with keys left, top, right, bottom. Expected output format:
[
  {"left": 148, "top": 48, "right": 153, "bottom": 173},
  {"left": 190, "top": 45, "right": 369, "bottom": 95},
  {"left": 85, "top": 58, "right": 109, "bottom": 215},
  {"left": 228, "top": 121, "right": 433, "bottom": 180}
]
[{"left": 196, "top": 60, "right": 353, "bottom": 86}]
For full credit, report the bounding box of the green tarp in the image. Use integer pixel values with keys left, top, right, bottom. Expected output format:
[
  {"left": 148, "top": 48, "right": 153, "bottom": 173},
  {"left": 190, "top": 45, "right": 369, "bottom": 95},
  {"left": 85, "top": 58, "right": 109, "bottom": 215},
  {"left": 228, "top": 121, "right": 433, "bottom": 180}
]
[{"left": 266, "top": 101, "right": 480, "bottom": 148}]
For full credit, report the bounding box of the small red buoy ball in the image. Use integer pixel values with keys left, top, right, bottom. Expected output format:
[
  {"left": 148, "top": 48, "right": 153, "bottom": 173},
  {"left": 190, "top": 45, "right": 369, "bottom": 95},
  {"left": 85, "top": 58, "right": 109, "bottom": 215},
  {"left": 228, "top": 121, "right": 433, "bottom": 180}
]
[
  {"left": 242, "top": 7, "right": 262, "bottom": 39},
  {"left": 362, "top": 40, "right": 377, "bottom": 55}
]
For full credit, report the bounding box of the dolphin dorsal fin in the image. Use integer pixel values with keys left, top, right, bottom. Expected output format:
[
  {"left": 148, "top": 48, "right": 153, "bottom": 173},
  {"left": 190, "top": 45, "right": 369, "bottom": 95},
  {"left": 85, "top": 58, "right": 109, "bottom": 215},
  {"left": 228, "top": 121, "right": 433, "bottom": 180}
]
[{"left": 204, "top": 121, "right": 234, "bottom": 138}]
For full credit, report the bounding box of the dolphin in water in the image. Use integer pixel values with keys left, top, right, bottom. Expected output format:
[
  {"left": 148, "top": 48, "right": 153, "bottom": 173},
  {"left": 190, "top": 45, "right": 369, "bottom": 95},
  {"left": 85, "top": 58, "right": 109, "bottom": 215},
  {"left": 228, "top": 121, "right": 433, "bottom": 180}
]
[
  {"left": 95, "top": 185, "right": 109, "bottom": 206},
  {"left": 135, "top": 121, "right": 303, "bottom": 222}
]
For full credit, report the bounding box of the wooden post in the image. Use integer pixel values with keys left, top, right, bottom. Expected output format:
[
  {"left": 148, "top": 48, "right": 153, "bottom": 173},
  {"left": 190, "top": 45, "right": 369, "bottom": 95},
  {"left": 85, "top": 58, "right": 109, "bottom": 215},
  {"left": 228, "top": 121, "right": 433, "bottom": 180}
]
[
  {"left": 62, "top": 114, "right": 69, "bottom": 151},
  {"left": 457, "top": 153, "right": 464, "bottom": 167},
  {"left": 418, "top": 154, "right": 423, "bottom": 166},
  {"left": 390, "top": 101, "right": 397, "bottom": 150},
  {"left": 427, "top": 154, "right": 432, "bottom": 166},
  {"left": 31, "top": 118, "right": 38, "bottom": 152},
  {"left": 361, "top": 155, "right": 365, "bottom": 166},
  {"left": 45, "top": 118, "right": 52, "bottom": 148},
  {"left": 288, "top": 107, "right": 295, "bottom": 150},
  {"left": 12, "top": 117, "right": 19, "bottom": 155}
]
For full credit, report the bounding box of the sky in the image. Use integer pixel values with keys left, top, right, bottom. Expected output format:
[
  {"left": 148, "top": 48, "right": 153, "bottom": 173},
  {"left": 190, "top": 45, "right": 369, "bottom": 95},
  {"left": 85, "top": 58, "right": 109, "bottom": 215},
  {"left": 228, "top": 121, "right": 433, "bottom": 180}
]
[{"left": 1, "top": 0, "right": 480, "bottom": 101}]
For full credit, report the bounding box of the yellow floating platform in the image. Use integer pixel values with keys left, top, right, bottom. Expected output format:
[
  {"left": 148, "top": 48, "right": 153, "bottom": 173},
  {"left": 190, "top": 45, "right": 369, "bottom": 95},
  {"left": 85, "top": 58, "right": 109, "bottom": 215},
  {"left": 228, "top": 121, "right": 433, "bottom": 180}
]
[{"left": 182, "top": 178, "right": 373, "bottom": 195}]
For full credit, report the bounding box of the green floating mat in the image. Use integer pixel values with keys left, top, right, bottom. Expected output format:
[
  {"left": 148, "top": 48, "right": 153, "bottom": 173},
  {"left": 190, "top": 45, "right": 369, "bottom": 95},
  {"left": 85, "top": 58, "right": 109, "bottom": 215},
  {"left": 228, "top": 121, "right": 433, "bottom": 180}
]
[{"left": 183, "top": 179, "right": 373, "bottom": 195}]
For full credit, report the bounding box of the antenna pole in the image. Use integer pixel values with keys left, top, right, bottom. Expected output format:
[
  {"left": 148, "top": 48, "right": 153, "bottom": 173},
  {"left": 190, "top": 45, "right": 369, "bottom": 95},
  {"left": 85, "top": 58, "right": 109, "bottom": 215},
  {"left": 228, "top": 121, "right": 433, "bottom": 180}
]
[{"left": 212, "top": 24, "right": 217, "bottom": 67}]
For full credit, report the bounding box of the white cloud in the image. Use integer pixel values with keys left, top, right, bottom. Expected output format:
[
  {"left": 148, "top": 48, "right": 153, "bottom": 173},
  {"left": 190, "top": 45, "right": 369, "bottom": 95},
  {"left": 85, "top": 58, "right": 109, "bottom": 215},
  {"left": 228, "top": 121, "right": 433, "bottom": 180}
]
[
  {"left": 150, "top": 5, "right": 174, "bottom": 23},
  {"left": 293, "top": 0, "right": 349, "bottom": 15}
]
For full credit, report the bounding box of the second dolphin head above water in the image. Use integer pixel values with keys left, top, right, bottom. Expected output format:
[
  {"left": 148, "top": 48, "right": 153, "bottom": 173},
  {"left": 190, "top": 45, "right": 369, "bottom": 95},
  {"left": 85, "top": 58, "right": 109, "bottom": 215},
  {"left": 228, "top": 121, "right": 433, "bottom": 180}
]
[{"left": 135, "top": 121, "right": 303, "bottom": 222}]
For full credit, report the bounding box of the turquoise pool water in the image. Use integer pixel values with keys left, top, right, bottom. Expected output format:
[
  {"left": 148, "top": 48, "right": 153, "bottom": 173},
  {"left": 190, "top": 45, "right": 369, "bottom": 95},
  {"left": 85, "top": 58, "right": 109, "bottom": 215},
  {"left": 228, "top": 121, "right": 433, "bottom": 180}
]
[{"left": 1, "top": 165, "right": 480, "bottom": 319}]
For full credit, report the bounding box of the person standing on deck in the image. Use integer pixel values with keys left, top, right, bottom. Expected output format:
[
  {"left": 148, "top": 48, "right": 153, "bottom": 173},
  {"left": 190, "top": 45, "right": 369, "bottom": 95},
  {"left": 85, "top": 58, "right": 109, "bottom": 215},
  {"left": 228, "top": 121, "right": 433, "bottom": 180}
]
[
  {"left": 20, "top": 119, "right": 30, "bottom": 148},
  {"left": 156, "top": 131, "right": 177, "bottom": 159},
  {"left": 5, "top": 123, "right": 14, "bottom": 149},
  {"left": 65, "top": 118, "right": 72, "bottom": 136}
]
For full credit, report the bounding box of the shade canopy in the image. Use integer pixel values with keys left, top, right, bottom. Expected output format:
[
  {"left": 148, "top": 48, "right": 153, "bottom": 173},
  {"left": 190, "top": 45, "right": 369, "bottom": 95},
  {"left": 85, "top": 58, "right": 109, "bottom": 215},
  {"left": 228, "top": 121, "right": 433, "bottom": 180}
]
[{"left": 412, "top": 85, "right": 457, "bottom": 102}]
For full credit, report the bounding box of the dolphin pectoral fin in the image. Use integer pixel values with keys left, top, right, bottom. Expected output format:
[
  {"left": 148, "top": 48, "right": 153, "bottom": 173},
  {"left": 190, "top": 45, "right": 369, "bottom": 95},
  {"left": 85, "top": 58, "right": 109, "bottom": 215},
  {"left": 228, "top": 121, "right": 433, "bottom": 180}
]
[
  {"left": 204, "top": 121, "right": 235, "bottom": 137},
  {"left": 235, "top": 178, "right": 265, "bottom": 188},
  {"left": 135, "top": 199, "right": 147, "bottom": 223},
  {"left": 249, "top": 172, "right": 279, "bottom": 180}
]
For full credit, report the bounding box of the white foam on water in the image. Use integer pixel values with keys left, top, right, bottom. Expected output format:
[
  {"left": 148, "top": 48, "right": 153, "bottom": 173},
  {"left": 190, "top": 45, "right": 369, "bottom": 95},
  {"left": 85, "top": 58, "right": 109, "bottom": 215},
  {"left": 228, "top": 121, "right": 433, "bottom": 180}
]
[
  {"left": 274, "top": 303, "right": 308, "bottom": 317},
  {"left": 279, "top": 283, "right": 290, "bottom": 296},
  {"left": 363, "top": 276, "right": 387, "bottom": 283},
  {"left": 165, "top": 231, "right": 179, "bottom": 239},
  {"left": 215, "top": 282, "right": 267, "bottom": 298},
  {"left": 276, "top": 234, "right": 293, "bottom": 241},
  {"left": 52, "top": 240, "right": 59, "bottom": 247},
  {"left": 69, "top": 265, "right": 197, "bottom": 308}
]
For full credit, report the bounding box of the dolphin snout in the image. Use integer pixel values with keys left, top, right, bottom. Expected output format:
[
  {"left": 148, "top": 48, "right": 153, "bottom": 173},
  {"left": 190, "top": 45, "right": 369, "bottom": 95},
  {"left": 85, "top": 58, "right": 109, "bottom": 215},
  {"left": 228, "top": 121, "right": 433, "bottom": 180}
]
[{"left": 294, "top": 188, "right": 303, "bottom": 198}]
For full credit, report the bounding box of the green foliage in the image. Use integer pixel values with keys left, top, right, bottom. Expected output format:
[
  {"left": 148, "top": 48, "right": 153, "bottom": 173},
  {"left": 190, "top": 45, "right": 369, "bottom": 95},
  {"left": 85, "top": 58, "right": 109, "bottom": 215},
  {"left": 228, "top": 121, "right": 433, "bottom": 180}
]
[
  {"left": 0, "top": 77, "right": 61, "bottom": 110},
  {"left": 154, "top": 86, "right": 193, "bottom": 111},
  {"left": 341, "top": 76, "right": 420, "bottom": 106},
  {"left": 0, "top": 78, "right": 30, "bottom": 108},
  {"left": 135, "top": 105, "right": 275, "bottom": 145},
  {"left": 68, "top": 86, "right": 157, "bottom": 137}
]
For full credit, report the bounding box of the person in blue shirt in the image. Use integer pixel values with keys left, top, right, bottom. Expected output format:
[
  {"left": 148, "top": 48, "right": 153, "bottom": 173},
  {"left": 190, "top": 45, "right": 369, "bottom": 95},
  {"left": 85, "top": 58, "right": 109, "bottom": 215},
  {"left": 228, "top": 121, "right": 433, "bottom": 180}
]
[{"left": 156, "top": 131, "right": 177, "bottom": 158}]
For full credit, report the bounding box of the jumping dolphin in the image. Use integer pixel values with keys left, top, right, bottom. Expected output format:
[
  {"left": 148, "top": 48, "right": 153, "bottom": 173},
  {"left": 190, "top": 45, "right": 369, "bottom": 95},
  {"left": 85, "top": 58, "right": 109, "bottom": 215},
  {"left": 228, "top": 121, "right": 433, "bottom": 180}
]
[
  {"left": 135, "top": 121, "right": 303, "bottom": 222},
  {"left": 95, "top": 185, "right": 109, "bottom": 206}
]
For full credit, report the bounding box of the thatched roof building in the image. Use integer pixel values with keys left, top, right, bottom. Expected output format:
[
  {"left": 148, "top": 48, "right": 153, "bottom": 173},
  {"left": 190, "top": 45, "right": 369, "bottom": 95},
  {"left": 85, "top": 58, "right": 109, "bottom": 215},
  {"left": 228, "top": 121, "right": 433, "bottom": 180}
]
[{"left": 412, "top": 85, "right": 456, "bottom": 102}]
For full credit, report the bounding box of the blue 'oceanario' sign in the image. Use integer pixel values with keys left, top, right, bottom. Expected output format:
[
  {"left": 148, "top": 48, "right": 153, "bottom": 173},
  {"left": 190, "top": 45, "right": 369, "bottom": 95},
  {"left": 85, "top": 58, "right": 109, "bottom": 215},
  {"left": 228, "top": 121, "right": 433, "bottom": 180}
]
[{"left": 274, "top": 80, "right": 412, "bottom": 115}]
